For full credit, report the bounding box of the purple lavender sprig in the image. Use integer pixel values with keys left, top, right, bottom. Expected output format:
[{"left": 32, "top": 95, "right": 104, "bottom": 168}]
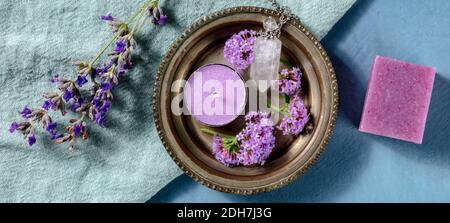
[
  {"left": 9, "top": 0, "right": 167, "bottom": 150},
  {"left": 223, "top": 29, "right": 257, "bottom": 70}
]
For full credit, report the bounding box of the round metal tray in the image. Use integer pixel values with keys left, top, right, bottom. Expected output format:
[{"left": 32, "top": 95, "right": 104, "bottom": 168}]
[{"left": 153, "top": 6, "right": 338, "bottom": 194}]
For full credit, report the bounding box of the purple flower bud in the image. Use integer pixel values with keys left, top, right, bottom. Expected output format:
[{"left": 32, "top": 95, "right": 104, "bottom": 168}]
[
  {"left": 19, "top": 106, "right": 32, "bottom": 118},
  {"left": 117, "top": 64, "right": 130, "bottom": 78},
  {"left": 50, "top": 132, "right": 61, "bottom": 141},
  {"left": 101, "top": 82, "right": 114, "bottom": 91},
  {"left": 94, "top": 67, "right": 101, "bottom": 78},
  {"left": 50, "top": 75, "right": 60, "bottom": 83},
  {"left": 101, "top": 13, "right": 114, "bottom": 21},
  {"left": 9, "top": 121, "right": 19, "bottom": 133},
  {"left": 63, "top": 89, "right": 74, "bottom": 102},
  {"left": 76, "top": 75, "right": 88, "bottom": 87},
  {"left": 73, "top": 123, "right": 83, "bottom": 137},
  {"left": 100, "top": 100, "right": 111, "bottom": 113},
  {"left": 46, "top": 121, "right": 57, "bottom": 132},
  {"left": 94, "top": 112, "right": 106, "bottom": 127},
  {"left": 152, "top": 6, "right": 168, "bottom": 26},
  {"left": 114, "top": 39, "right": 126, "bottom": 53},
  {"left": 27, "top": 133, "right": 36, "bottom": 146},
  {"left": 102, "top": 62, "right": 113, "bottom": 74},
  {"left": 92, "top": 97, "right": 101, "bottom": 108},
  {"left": 71, "top": 98, "right": 84, "bottom": 112},
  {"left": 42, "top": 100, "right": 54, "bottom": 111}
]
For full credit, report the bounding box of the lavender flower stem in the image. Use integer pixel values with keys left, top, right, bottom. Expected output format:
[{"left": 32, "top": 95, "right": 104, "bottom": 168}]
[
  {"left": 270, "top": 104, "right": 288, "bottom": 115},
  {"left": 9, "top": 0, "right": 168, "bottom": 150},
  {"left": 270, "top": 105, "right": 281, "bottom": 113},
  {"left": 200, "top": 128, "right": 233, "bottom": 138},
  {"left": 127, "top": 3, "right": 148, "bottom": 24},
  {"left": 135, "top": 13, "right": 149, "bottom": 34},
  {"left": 129, "top": 3, "right": 149, "bottom": 36},
  {"left": 90, "top": 35, "right": 119, "bottom": 66},
  {"left": 90, "top": 0, "right": 153, "bottom": 66}
]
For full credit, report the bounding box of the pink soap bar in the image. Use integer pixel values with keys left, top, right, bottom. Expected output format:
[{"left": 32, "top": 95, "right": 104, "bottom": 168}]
[{"left": 359, "top": 56, "right": 436, "bottom": 144}]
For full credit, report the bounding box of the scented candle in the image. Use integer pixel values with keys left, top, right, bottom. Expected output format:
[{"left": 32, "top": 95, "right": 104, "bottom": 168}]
[
  {"left": 184, "top": 64, "right": 247, "bottom": 127},
  {"left": 359, "top": 56, "right": 436, "bottom": 144}
]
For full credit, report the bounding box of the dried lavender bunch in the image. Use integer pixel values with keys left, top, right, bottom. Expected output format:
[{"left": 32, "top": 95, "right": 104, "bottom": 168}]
[{"left": 9, "top": 0, "right": 167, "bottom": 151}]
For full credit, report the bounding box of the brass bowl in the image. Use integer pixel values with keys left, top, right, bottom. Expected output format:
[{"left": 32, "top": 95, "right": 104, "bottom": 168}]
[{"left": 153, "top": 7, "right": 338, "bottom": 194}]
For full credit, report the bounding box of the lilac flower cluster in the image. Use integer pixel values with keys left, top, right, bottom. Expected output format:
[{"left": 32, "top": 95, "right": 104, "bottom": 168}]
[
  {"left": 9, "top": 2, "right": 167, "bottom": 150},
  {"left": 223, "top": 29, "right": 257, "bottom": 70},
  {"left": 273, "top": 67, "right": 310, "bottom": 136},
  {"left": 277, "top": 95, "right": 310, "bottom": 136},
  {"left": 236, "top": 112, "right": 276, "bottom": 166},
  {"left": 212, "top": 136, "right": 240, "bottom": 167},
  {"left": 277, "top": 67, "right": 302, "bottom": 96},
  {"left": 210, "top": 112, "right": 276, "bottom": 167}
]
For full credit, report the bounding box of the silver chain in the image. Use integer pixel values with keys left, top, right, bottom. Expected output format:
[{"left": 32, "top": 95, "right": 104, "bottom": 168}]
[
  {"left": 269, "top": 0, "right": 296, "bottom": 27},
  {"left": 260, "top": 0, "right": 297, "bottom": 39}
]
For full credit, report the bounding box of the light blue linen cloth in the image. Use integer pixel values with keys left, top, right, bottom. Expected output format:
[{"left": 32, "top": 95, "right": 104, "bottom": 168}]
[{"left": 0, "top": 0, "right": 354, "bottom": 202}]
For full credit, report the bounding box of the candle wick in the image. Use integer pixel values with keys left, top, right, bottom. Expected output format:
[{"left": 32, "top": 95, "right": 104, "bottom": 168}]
[{"left": 212, "top": 91, "right": 220, "bottom": 98}]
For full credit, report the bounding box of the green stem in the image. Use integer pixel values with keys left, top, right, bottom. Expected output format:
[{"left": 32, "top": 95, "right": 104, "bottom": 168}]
[
  {"left": 90, "top": 34, "right": 118, "bottom": 66},
  {"left": 270, "top": 105, "right": 281, "bottom": 113},
  {"left": 135, "top": 13, "right": 149, "bottom": 34},
  {"left": 129, "top": 5, "right": 147, "bottom": 37},
  {"left": 89, "top": 0, "right": 154, "bottom": 66},
  {"left": 127, "top": 5, "right": 145, "bottom": 24},
  {"left": 200, "top": 128, "right": 233, "bottom": 138},
  {"left": 270, "top": 104, "right": 288, "bottom": 115},
  {"left": 280, "top": 58, "right": 294, "bottom": 67}
]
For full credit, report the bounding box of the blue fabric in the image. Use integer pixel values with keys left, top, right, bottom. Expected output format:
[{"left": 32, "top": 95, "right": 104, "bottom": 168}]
[{"left": 150, "top": 0, "right": 450, "bottom": 202}]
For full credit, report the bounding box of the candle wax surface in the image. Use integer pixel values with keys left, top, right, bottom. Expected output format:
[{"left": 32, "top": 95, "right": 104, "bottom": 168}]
[
  {"left": 359, "top": 56, "right": 436, "bottom": 144},
  {"left": 184, "top": 64, "right": 247, "bottom": 127}
]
